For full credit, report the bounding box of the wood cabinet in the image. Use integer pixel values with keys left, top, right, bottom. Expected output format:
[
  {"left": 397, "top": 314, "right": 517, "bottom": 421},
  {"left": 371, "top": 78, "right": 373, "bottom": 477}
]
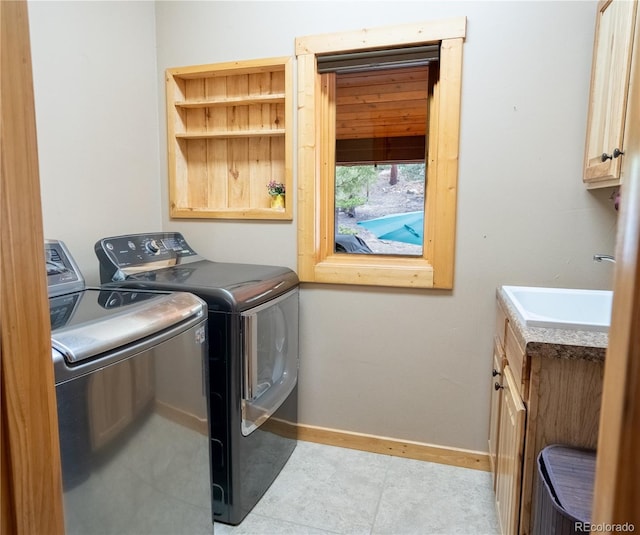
[
  {"left": 495, "top": 366, "right": 526, "bottom": 535},
  {"left": 491, "top": 307, "right": 527, "bottom": 535},
  {"left": 583, "top": 0, "right": 638, "bottom": 188},
  {"left": 488, "top": 343, "right": 503, "bottom": 481},
  {"left": 165, "top": 57, "right": 293, "bottom": 219},
  {"left": 489, "top": 297, "right": 605, "bottom": 535}
]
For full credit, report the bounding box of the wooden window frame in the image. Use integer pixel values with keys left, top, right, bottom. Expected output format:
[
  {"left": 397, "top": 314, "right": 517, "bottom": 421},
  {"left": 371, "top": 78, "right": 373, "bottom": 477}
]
[{"left": 296, "top": 18, "right": 466, "bottom": 289}]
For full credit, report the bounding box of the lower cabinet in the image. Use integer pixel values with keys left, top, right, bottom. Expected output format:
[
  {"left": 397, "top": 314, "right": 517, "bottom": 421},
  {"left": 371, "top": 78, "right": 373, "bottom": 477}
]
[
  {"left": 488, "top": 344, "right": 503, "bottom": 480},
  {"left": 494, "top": 366, "right": 525, "bottom": 535},
  {"left": 489, "top": 299, "right": 604, "bottom": 535}
]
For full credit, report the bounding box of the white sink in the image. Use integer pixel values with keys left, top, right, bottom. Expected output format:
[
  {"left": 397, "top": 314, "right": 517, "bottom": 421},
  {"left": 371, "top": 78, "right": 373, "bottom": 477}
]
[{"left": 502, "top": 286, "right": 613, "bottom": 333}]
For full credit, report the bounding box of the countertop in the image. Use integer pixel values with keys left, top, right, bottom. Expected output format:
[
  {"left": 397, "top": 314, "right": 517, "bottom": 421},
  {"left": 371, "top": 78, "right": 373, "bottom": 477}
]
[{"left": 497, "top": 286, "right": 608, "bottom": 362}]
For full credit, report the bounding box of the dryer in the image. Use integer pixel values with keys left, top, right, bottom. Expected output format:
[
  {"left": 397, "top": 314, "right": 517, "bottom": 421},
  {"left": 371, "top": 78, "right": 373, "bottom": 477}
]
[{"left": 94, "top": 232, "right": 298, "bottom": 525}]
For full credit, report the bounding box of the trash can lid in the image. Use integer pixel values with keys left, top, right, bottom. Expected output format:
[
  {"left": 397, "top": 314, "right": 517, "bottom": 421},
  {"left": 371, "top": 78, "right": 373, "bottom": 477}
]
[{"left": 540, "top": 445, "right": 596, "bottom": 523}]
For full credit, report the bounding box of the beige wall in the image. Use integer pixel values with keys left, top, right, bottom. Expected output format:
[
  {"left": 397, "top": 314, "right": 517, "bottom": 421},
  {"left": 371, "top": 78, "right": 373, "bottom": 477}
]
[
  {"left": 155, "top": 1, "right": 617, "bottom": 452},
  {"left": 30, "top": 1, "right": 617, "bottom": 453},
  {"left": 29, "top": 0, "right": 162, "bottom": 275}
]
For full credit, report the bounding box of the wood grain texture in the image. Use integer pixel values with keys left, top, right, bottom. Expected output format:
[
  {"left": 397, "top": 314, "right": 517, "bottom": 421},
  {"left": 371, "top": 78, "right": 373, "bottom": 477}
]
[
  {"left": 295, "top": 17, "right": 467, "bottom": 56},
  {"left": 166, "top": 57, "right": 293, "bottom": 219},
  {"left": 294, "top": 423, "right": 490, "bottom": 471},
  {"left": 491, "top": 298, "right": 608, "bottom": 535},
  {"left": 167, "top": 57, "right": 288, "bottom": 79},
  {"left": 505, "top": 321, "right": 525, "bottom": 398},
  {"left": 583, "top": 0, "right": 638, "bottom": 187},
  {"left": 318, "top": 73, "right": 336, "bottom": 261},
  {"left": 296, "top": 25, "right": 464, "bottom": 289},
  {"left": 428, "top": 37, "right": 463, "bottom": 289},
  {"left": 335, "top": 66, "right": 428, "bottom": 140},
  {"left": 495, "top": 366, "right": 525, "bottom": 535},
  {"left": 592, "top": 1, "right": 640, "bottom": 526},
  {"left": 0, "top": 1, "right": 65, "bottom": 532},
  {"left": 185, "top": 78, "right": 208, "bottom": 209},
  {"left": 489, "top": 344, "right": 504, "bottom": 485},
  {"left": 520, "top": 356, "right": 603, "bottom": 535},
  {"left": 296, "top": 53, "right": 321, "bottom": 281}
]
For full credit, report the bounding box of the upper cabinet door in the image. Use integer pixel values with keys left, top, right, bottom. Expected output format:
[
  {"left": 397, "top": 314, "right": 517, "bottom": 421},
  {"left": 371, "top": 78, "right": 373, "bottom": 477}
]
[{"left": 583, "top": 0, "right": 638, "bottom": 188}]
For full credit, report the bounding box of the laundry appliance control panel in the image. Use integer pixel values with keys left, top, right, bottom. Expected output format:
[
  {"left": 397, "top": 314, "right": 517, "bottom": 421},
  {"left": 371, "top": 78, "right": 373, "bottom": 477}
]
[{"left": 95, "top": 232, "right": 201, "bottom": 282}]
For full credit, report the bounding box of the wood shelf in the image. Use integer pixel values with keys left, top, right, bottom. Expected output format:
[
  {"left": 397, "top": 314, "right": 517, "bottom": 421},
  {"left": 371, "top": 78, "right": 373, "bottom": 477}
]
[
  {"left": 167, "top": 206, "right": 289, "bottom": 220},
  {"left": 175, "top": 129, "right": 285, "bottom": 140},
  {"left": 166, "top": 57, "right": 293, "bottom": 220},
  {"left": 174, "top": 94, "right": 286, "bottom": 109}
]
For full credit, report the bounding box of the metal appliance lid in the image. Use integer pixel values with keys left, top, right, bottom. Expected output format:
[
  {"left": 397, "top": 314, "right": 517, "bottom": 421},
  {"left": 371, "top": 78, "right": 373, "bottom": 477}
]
[
  {"left": 50, "top": 288, "right": 205, "bottom": 364},
  {"left": 95, "top": 232, "right": 299, "bottom": 311}
]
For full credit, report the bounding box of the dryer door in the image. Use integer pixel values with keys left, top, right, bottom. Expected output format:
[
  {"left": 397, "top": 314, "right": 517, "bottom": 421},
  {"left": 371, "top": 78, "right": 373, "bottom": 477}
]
[{"left": 241, "top": 288, "right": 299, "bottom": 436}]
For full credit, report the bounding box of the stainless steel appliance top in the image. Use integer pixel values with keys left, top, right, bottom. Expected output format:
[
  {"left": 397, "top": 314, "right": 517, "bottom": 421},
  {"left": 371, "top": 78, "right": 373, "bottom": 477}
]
[
  {"left": 46, "top": 239, "right": 206, "bottom": 370},
  {"left": 94, "top": 232, "right": 299, "bottom": 312}
]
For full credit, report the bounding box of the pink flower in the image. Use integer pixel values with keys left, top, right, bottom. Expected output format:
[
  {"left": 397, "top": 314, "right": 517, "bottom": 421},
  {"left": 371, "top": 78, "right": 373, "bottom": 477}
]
[{"left": 267, "top": 180, "right": 285, "bottom": 196}]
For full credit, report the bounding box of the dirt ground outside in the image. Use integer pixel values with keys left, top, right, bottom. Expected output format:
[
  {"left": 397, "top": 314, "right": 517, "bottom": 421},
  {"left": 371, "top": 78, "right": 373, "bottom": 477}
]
[{"left": 335, "top": 168, "right": 425, "bottom": 255}]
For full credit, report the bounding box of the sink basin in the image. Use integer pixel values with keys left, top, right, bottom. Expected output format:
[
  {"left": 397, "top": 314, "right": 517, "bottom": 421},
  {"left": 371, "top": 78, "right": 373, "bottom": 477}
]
[{"left": 502, "top": 285, "right": 613, "bottom": 333}]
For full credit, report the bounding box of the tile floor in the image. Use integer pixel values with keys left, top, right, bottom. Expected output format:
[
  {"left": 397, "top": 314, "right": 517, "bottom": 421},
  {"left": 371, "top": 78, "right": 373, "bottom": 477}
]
[{"left": 214, "top": 440, "right": 501, "bottom": 535}]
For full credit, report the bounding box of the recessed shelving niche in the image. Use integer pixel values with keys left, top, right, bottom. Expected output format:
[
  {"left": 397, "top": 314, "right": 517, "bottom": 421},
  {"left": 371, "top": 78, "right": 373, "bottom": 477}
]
[{"left": 166, "top": 57, "right": 293, "bottom": 219}]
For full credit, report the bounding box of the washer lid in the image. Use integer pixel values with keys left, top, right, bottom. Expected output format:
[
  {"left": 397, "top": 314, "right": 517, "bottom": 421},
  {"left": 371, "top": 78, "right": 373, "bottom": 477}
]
[
  {"left": 110, "top": 259, "right": 298, "bottom": 311},
  {"left": 50, "top": 289, "right": 205, "bottom": 364}
]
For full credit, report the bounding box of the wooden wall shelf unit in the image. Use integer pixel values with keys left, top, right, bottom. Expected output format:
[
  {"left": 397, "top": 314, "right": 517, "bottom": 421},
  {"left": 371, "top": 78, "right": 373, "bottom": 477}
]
[{"left": 166, "top": 57, "right": 293, "bottom": 219}]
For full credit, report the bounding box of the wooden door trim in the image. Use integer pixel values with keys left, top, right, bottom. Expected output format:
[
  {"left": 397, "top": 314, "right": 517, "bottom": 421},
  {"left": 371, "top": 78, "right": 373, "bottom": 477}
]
[
  {"left": 592, "top": 3, "right": 640, "bottom": 527},
  {"left": 0, "top": 1, "right": 65, "bottom": 532}
]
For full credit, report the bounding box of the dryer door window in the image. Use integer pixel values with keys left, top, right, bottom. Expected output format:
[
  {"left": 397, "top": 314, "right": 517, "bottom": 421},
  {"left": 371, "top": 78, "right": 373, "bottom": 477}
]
[{"left": 241, "top": 288, "right": 299, "bottom": 436}]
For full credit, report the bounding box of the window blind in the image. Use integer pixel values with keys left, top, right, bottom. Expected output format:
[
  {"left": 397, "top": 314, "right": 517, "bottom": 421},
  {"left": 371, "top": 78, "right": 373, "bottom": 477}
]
[{"left": 317, "top": 44, "right": 440, "bottom": 74}]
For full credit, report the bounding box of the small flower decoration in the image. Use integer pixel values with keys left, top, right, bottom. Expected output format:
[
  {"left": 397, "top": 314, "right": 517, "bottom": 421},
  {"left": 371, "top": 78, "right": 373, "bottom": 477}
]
[{"left": 267, "top": 180, "right": 285, "bottom": 196}]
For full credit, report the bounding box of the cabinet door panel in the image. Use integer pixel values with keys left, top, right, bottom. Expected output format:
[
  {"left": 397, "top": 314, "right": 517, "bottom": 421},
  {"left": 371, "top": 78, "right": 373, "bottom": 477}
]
[
  {"left": 495, "top": 302, "right": 507, "bottom": 351},
  {"left": 495, "top": 365, "right": 526, "bottom": 535},
  {"left": 488, "top": 342, "right": 503, "bottom": 486},
  {"left": 505, "top": 322, "right": 525, "bottom": 398},
  {"left": 584, "top": 0, "right": 637, "bottom": 186}
]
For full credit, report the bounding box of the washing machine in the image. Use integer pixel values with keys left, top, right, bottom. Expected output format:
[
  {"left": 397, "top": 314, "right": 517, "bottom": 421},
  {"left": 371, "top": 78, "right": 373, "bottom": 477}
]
[
  {"left": 94, "top": 232, "right": 299, "bottom": 525},
  {"left": 46, "top": 239, "right": 212, "bottom": 533}
]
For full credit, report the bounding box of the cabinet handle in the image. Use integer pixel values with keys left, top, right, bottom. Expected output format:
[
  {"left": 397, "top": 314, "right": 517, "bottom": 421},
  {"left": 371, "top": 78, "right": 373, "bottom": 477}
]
[
  {"left": 601, "top": 148, "right": 625, "bottom": 162},
  {"left": 494, "top": 382, "right": 504, "bottom": 391},
  {"left": 492, "top": 368, "right": 501, "bottom": 377}
]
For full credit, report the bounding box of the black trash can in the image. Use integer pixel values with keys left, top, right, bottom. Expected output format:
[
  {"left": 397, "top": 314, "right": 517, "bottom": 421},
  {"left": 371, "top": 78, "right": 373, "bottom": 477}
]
[{"left": 532, "top": 445, "right": 596, "bottom": 535}]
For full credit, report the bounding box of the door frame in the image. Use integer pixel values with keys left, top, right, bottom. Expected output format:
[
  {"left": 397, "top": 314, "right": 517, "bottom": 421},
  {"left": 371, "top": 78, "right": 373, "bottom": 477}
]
[
  {"left": 591, "top": 7, "right": 640, "bottom": 524},
  {"left": 1, "top": 1, "right": 65, "bottom": 532}
]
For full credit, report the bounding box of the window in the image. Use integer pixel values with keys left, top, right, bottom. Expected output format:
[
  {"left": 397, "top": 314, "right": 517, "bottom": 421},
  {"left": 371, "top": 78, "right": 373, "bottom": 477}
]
[
  {"left": 296, "top": 18, "right": 465, "bottom": 289},
  {"left": 332, "top": 64, "right": 431, "bottom": 257}
]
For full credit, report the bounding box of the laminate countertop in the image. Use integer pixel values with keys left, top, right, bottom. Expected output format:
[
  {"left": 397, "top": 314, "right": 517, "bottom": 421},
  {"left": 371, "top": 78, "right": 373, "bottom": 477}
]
[{"left": 497, "top": 286, "right": 608, "bottom": 363}]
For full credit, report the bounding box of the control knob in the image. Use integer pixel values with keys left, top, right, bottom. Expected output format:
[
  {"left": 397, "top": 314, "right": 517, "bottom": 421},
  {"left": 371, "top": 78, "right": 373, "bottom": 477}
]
[{"left": 146, "top": 239, "right": 160, "bottom": 255}]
